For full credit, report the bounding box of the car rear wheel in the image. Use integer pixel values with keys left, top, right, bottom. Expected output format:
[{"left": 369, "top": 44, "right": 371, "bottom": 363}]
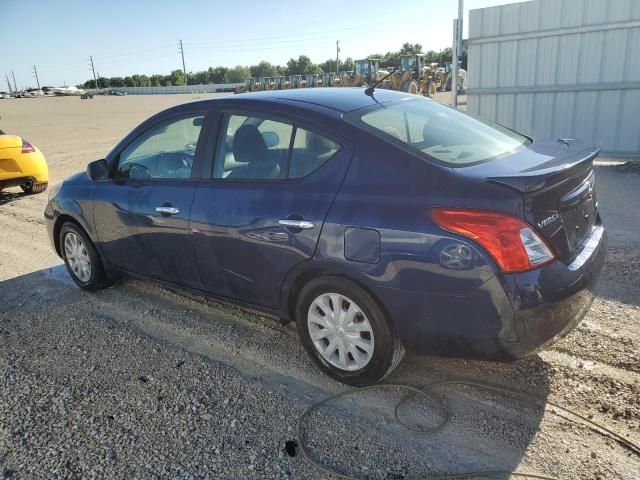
[
  {"left": 21, "top": 181, "right": 48, "bottom": 194},
  {"left": 60, "top": 222, "right": 108, "bottom": 291},
  {"left": 295, "top": 277, "right": 405, "bottom": 386}
]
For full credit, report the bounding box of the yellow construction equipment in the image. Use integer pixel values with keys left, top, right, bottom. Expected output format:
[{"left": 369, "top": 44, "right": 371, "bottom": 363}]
[
  {"left": 234, "top": 78, "right": 257, "bottom": 94},
  {"left": 287, "top": 75, "right": 303, "bottom": 89},
  {"left": 342, "top": 59, "right": 382, "bottom": 87},
  {"left": 382, "top": 54, "right": 436, "bottom": 97}
]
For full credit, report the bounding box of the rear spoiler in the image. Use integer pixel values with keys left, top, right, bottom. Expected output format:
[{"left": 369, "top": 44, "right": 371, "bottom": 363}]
[{"left": 488, "top": 146, "right": 600, "bottom": 193}]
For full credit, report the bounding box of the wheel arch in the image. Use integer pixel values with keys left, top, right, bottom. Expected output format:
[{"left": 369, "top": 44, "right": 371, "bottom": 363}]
[
  {"left": 53, "top": 214, "right": 85, "bottom": 256},
  {"left": 282, "top": 262, "right": 396, "bottom": 334}
]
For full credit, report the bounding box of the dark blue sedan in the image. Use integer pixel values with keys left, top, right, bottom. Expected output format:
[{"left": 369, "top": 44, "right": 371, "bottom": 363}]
[{"left": 45, "top": 88, "right": 606, "bottom": 385}]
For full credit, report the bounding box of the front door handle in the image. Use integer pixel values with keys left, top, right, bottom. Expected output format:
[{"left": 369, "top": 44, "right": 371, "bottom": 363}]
[
  {"left": 278, "top": 219, "right": 315, "bottom": 230},
  {"left": 156, "top": 206, "right": 180, "bottom": 215}
]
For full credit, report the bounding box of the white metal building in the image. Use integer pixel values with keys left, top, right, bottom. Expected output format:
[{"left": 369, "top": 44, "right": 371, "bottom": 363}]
[{"left": 466, "top": 0, "right": 640, "bottom": 157}]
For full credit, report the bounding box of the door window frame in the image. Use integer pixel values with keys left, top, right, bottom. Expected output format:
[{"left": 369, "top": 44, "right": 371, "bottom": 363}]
[
  {"left": 106, "top": 106, "right": 212, "bottom": 183},
  {"left": 204, "top": 108, "right": 344, "bottom": 184}
]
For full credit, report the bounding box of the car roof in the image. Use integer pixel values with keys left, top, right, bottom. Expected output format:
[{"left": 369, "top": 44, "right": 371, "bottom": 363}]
[{"left": 214, "top": 87, "right": 415, "bottom": 114}]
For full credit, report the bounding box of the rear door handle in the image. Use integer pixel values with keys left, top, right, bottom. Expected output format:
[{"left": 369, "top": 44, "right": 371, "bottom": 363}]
[
  {"left": 156, "top": 206, "right": 180, "bottom": 215},
  {"left": 278, "top": 219, "right": 315, "bottom": 230}
]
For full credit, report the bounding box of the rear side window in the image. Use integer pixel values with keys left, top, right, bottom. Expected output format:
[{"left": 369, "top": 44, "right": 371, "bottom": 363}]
[
  {"left": 213, "top": 114, "right": 340, "bottom": 180},
  {"left": 348, "top": 98, "right": 529, "bottom": 166},
  {"left": 289, "top": 128, "right": 340, "bottom": 178}
]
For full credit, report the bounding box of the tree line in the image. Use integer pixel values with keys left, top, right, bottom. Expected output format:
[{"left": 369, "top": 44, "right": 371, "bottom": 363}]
[{"left": 80, "top": 43, "right": 466, "bottom": 89}]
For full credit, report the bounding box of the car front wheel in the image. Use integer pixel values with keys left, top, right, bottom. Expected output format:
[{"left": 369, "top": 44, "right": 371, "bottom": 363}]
[
  {"left": 59, "top": 222, "right": 108, "bottom": 291},
  {"left": 296, "top": 277, "right": 405, "bottom": 386}
]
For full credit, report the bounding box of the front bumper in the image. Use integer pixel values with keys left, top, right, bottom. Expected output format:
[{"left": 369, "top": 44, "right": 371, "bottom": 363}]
[{"left": 377, "top": 224, "right": 607, "bottom": 359}]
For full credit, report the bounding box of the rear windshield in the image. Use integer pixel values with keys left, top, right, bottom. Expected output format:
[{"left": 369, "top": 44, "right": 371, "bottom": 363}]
[{"left": 347, "top": 98, "right": 530, "bottom": 166}]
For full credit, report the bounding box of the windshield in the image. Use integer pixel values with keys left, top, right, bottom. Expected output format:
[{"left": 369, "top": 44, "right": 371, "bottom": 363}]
[
  {"left": 355, "top": 61, "right": 367, "bottom": 76},
  {"left": 400, "top": 56, "right": 416, "bottom": 71},
  {"left": 348, "top": 98, "right": 530, "bottom": 166}
]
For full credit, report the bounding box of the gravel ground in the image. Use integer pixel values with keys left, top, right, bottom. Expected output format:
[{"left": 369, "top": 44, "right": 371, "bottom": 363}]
[{"left": 0, "top": 96, "right": 639, "bottom": 479}]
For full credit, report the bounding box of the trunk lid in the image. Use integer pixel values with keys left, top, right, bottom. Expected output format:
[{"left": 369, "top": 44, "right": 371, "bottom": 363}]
[{"left": 457, "top": 139, "right": 600, "bottom": 264}]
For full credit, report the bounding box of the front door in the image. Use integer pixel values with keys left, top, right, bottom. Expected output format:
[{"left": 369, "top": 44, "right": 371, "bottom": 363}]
[
  {"left": 190, "top": 112, "right": 352, "bottom": 308},
  {"left": 93, "top": 110, "right": 208, "bottom": 289}
]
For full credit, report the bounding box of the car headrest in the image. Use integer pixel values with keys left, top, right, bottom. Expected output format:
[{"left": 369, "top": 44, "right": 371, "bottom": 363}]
[{"left": 233, "top": 124, "right": 268, "bottom": 164}]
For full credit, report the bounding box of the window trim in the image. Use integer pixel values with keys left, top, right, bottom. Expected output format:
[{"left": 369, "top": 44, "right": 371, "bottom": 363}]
[
  {"left": 209, "top": 110, "right": 343, "bottom": 183},
  {"left": 345, "top": 98, "right": 530, "bottom": 169},
  {"left": 109, "top": 109, "right": 209, "bottom": 182}
]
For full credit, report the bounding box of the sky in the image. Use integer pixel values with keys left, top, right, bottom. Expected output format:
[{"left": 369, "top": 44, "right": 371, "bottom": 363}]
[{"left": 1, "top": 0, "right": 516, "bottom": 89}]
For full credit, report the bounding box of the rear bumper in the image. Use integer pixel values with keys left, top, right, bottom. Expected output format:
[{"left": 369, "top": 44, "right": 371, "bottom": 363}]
[
  {"left": 0, "top": 176, "right": 37, "bottom": 189},
  {"left": 502, "top": 224, "right": 606, "bottom": 358},
  {"left": 378, "top": 224, "right": 607, "bottom": 359},
  {"left": 0, "top": 151, "right": 49, "bottom": 187}
]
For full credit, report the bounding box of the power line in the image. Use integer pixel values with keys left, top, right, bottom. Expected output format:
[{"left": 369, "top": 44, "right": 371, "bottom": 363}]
[
  {"left": 188, "top": 26, "right": 391, "bottom": 52},
  {"left": 188, "top": 19, "right": 412, "bottom": 49}
]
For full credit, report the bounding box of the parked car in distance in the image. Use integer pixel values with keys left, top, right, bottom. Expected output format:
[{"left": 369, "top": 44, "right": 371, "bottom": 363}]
[
  {"left": 44, "top": 88, "right": 606, "bottom": 385},
  {"left": 0, "top": 129, "right": 49, "bottom": 193}
]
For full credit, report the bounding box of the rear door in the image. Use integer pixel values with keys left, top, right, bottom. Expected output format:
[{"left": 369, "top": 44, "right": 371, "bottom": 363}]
[
  {"left": 190, "top": 110, "right": 353, "bottom": 309},
  {"left": 93, "top": 108, "right": 209, "bottom": 288}
]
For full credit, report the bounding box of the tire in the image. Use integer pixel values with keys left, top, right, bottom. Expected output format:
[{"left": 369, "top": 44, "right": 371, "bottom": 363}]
[
  {"left": 295, "top": 276, "right": 405, "bottom": 386},
  {"left": 59, "top": 222, "right": 109, "bottom": 291},
  {"left": 21, "top": 181, "right": 48, "bottom": 194},
  {"left": 426, "top": 80, "right": 436, "bottom": 98},
  {"left": 401, "top": 80, "right": 418, "bottom": 94}
]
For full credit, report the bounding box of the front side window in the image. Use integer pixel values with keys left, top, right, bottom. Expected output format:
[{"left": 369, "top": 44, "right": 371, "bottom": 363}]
[
  {"left": 117, "top": 114, "right": 204, "bottom": 179},
  {"left": 349, "top": 98, "right": 529, "bottom": 166},
  {"left": 213, "top": 114, "right": 339, "bottom": 180}
]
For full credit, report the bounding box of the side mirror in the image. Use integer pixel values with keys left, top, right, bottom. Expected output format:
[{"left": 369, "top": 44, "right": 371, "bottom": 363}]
[{"left": 87, "top": 159, "right": 109, "bottom": 181}]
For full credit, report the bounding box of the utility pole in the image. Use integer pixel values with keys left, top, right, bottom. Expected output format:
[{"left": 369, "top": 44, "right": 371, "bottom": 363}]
[
  {"left": 178, "top": 40, "right": 187, "bottom": 83},
  {"left": 5, "top": 74, "right": 12, "bottom": 93},
  {"left": 88, "top": 56, "right": 99, "bottom": 90},
  {"left": 335, "top": 40, "right": 340, "bottom": 76},
  {"left": 11, "top": 71, "right": 17, "bottom": 91},
  {"left": 32, "top": 65, "right": 40, "bottom": 89},
  {"left": 452, "top": 0, "right": 463, "bottom": 108}
]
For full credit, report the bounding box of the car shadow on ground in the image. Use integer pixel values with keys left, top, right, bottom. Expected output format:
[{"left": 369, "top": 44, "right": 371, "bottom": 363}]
[
  {"left": 0, "top": 265, "right": 555, "bottom": 478},
  {"left": 0, "top": 189, "right": 30, "bottom": 206}
]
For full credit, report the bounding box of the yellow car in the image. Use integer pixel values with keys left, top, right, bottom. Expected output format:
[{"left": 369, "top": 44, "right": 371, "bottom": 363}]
[{"left": 0, "top": 130, "right": 48, "bottom": 194}]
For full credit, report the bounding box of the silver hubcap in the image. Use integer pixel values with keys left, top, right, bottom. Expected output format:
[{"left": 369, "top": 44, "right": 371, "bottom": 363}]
[
  {"left": 64, "top": 232, "right": 91, "bottom": 283},
  {"left": 307, "top": 293, "right": 375, "bottom": 371}
]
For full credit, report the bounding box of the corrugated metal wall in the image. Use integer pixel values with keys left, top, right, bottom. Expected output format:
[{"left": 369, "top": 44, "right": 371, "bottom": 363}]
[{"left": 467, "top": 0, "right": 640, "bottom": 156}]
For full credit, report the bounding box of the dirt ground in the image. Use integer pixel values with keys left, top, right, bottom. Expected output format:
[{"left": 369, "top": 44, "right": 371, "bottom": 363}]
[{"left": 0, "top": 94, "right": 639, "bottom": 479}]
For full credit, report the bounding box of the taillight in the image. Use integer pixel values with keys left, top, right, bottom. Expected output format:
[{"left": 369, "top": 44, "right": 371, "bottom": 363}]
[
  {"left": 430, "top": 208, "right": 556, "bottom": 273},
  {"left": 21, "top": 139, "right": 36, "bottom": 154}
]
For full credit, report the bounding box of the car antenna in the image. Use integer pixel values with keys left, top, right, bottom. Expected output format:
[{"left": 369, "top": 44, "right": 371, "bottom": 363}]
[{"left": 365, "top": 69, "right": 395, "bottom": 97}]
